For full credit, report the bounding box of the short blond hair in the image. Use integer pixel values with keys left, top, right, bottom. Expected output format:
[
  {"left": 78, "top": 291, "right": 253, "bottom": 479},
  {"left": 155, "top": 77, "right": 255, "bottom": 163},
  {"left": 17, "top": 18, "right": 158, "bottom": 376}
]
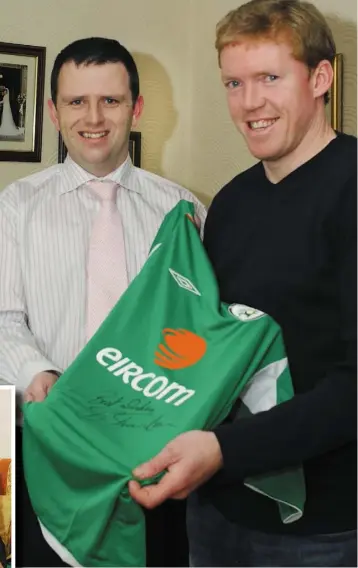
[{"left": 216, "top": 0, "right": 336, "bottom": 103}]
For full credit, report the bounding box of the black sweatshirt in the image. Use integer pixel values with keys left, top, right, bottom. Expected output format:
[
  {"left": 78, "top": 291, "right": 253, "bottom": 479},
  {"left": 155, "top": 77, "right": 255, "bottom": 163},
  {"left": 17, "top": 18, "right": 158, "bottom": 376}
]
[{"left": 200, "top": 133, "right": 357, "bottom": 534}]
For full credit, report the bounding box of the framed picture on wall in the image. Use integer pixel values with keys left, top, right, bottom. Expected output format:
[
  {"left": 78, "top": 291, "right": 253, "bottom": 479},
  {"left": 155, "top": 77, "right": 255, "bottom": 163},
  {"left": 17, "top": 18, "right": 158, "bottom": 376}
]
[
  {"left": 0, "top": 42, "right": 46, "bottom": 162},
  {"left": 58, "top": 131, "right": 142, "bottom": 167},
  {"left": 0, "top": 385, "right": 16, "bottom": 568},
  {"left": 329, "top": 53, "right": 344, "bottom": 132},
  {"left": 128, "top": 131, "right": 142, "bottom": 168}
]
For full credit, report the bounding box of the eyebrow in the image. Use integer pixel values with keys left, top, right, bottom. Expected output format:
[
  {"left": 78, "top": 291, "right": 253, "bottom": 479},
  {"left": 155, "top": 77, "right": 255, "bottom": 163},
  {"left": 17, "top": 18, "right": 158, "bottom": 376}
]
[
  {"left": 221, "top": 75, "right": 240, "bottom": 81},
  {"left": 222, "top": 71, "right": 278, "bottom": 81},
  {"left": 60, "top": 94, "right": 129, "bottom": 102}
]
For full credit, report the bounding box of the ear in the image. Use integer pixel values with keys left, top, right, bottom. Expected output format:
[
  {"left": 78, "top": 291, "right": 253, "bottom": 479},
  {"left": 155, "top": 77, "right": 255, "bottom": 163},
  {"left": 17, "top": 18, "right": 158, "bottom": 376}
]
[
  {"left": 132, "top": 95, "right": 144, "bottom": 128},
  {"left": 311, "top": 60, "right": 333, "bottom": 100},
  {"left": 48, "top": 99, "right": 60, "bottom": 131}
]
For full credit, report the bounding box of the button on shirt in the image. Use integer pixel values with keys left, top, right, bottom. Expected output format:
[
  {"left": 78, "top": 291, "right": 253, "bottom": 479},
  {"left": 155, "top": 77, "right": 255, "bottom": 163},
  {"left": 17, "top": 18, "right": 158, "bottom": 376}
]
[{"left": 0, "top": 155, "right": 207, "bottom": 392}]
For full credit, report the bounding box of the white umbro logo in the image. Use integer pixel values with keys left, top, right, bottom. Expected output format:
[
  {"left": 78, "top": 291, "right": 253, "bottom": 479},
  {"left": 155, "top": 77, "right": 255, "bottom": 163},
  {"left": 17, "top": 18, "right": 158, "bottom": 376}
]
[{"left": 169, "top": 269, "right": 201, "bottom": 296}]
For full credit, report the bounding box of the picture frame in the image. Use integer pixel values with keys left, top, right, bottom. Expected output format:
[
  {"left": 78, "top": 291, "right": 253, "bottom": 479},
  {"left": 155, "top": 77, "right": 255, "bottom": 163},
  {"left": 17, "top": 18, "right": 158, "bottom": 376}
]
[
  {"left": 0, "top": 42, "right": 46, "bottom": 162},
  {"left": 58, "top": 131, "right": 142, "bottom": 167},
  {"left": 330, "top": 53, "right": 343, "bottom": 132},
  {"left": 128, "top": 131, "right": 142, "bottom": 168}
]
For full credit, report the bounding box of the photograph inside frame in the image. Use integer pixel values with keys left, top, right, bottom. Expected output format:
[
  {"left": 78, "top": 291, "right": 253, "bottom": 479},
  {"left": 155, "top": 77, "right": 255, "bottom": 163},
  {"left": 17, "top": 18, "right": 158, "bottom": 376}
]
[
  {"left": 0, "top": 387, "right": 14, "bottom": 568},
  {"left": 0, "top": 64, "right": 27, "bottom": 142}
]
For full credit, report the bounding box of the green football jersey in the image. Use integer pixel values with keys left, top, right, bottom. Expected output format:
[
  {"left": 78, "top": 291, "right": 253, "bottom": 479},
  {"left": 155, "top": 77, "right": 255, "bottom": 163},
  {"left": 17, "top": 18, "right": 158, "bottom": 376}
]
[{"left": 23, "top": 200, "right": 305, "bottom": 567}]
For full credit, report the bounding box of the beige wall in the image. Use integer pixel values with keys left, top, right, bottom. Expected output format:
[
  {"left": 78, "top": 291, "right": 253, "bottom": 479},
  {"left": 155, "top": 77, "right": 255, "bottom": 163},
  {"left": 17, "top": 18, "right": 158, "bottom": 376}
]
[
  {"left": 0, "top": 389, "right": 12, "bottom": 457},
  {"left": 1, "top": 0, "right": 357, "bottom": 204}
]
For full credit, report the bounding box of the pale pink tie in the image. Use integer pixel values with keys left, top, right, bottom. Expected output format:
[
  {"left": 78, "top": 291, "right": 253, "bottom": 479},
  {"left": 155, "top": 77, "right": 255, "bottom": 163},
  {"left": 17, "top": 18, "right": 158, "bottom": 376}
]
[{"left": 86, "top": 180, "right": 128, "bottom": 340}]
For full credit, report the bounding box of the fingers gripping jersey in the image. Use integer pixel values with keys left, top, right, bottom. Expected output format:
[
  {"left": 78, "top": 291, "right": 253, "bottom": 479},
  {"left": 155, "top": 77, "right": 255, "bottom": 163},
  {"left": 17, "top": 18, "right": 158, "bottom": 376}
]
[{"left": 23, "top": 201, "right": 305, "bottom": 567}]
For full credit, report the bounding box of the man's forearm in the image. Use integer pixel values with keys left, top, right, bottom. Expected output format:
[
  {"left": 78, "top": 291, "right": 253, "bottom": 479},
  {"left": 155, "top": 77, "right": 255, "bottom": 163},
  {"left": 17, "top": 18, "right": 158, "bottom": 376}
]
[
  {"left": 0, "top": 311, "right": 61, "bottom": 392},
  {"left": 214, "top": 367, "right": 356, "bottom": 483}
]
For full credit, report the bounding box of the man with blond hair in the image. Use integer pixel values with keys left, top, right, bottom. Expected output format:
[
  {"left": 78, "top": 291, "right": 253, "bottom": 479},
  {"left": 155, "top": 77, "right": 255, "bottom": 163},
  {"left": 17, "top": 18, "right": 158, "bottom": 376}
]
[{"left": 129, "top": 0, "right": 357, "bottom": 565}]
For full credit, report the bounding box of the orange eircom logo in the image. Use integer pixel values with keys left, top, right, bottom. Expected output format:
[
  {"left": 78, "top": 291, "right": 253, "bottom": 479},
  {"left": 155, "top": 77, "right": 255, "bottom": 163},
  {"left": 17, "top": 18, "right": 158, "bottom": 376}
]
[{"left": 154, "top": 328, "right": 206, "bottom": 370}]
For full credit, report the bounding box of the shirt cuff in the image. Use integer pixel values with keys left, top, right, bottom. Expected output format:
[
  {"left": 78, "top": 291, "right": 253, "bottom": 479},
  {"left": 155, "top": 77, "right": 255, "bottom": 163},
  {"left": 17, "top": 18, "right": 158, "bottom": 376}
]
[{"left": 18, "top": 359, "right": 62, "bottom": 393}]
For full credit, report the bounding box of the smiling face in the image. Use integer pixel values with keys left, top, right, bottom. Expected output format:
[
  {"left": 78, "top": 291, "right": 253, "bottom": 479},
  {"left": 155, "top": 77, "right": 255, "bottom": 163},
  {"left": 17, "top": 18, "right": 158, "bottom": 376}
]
[
  {"left": 220, "top": 40, "right": 328, "bottom": 164},
  {"left": 48, "top": 61, "right": 143, "bottom": 177}
]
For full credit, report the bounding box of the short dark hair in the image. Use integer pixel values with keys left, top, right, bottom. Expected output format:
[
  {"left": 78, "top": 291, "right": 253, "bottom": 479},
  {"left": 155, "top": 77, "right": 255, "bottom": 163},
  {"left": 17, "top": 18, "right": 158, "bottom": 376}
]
[{"left": 51, "top": 37, "right": 140, "bottom": 106}]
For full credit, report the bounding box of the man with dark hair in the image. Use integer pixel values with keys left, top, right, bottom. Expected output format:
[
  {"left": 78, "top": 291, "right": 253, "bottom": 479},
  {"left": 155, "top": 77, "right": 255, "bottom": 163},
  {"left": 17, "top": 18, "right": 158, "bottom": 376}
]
[
  {"left": 129, "top": 1, "right": 357, "bottom": 566},
  {"left": 0, "top": 37, "right": 206, "bottom": 567}
]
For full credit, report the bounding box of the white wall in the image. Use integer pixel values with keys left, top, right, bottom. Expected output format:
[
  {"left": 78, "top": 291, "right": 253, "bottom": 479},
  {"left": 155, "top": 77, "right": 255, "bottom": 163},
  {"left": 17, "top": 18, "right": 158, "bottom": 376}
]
[
  {"left": 0, "top": 389, "right": 12, "bottom": 458},
  {"left": 0, "top": 0, "right": 356, "bottom": 204}
]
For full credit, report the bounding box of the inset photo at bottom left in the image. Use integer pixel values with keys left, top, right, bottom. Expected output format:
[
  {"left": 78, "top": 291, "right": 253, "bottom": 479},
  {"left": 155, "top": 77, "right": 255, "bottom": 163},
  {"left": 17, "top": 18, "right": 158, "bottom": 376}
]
[{"left": 0, "top": 386, "right": 15, "bottom": 568}]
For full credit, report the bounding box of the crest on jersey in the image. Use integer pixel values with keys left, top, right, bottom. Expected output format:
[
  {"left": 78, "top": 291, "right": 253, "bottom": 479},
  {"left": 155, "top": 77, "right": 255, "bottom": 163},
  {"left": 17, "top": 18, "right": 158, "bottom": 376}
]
[{"left": 228, "top": 304, "right": 265, "bottom": 322}]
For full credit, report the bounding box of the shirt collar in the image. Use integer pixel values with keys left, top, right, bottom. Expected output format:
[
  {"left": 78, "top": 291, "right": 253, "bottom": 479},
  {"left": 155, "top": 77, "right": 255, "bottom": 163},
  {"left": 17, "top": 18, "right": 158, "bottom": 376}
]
[{"left": 59, "top": 153, "right": 139, "bottom": 194}]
